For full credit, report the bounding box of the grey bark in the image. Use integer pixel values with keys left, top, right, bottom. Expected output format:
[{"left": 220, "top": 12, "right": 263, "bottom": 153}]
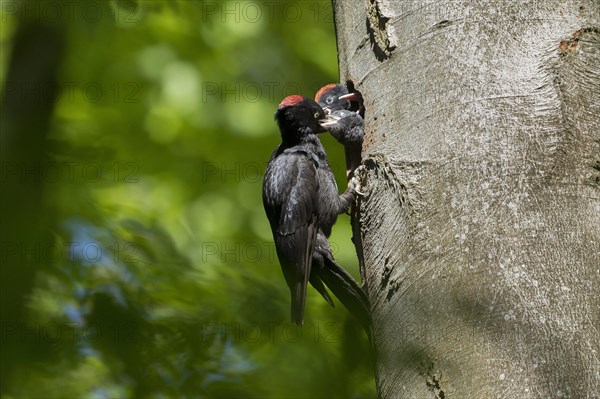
[{"left": 333, "top": 1, "right": 600, "bottom": 397}]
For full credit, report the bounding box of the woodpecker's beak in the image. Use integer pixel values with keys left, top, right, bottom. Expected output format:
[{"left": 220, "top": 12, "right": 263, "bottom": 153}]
[
  {"left": 323, "top": 107, "right": 332, "bottom": 115},
  {"left": 318, "top": 114, "right": 341, "bottom": 130},
  {"left": 338, "top": 92, "right": 362, "bottom": 102}
]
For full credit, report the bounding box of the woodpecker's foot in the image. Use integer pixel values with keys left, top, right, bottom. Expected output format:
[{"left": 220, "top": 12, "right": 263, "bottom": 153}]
[
  {"left": 349, "top": 175, "right": 365, "bottom": 196},
  {"left": 349, "top": 165, "right": 367, "bottom": 196}
]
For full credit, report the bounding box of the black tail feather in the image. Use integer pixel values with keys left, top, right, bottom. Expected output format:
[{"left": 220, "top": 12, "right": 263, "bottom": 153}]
[
  {"left": 290, "top": 281, "right": 307, "bottom": 326},
  {"left": 313, "top": 254, "right": 372, "bottom": 334},
  {"left": 310, "top": 273, "right": 335, "bottom": 307}
]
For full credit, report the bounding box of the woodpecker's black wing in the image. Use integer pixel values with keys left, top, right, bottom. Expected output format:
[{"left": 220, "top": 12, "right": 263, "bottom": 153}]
[{"left": 263, "top": 148, "right": 319, "bottom": 325}]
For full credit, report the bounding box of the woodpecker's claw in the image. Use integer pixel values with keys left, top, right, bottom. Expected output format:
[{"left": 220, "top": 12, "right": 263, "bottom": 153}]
[
  {"left": 349, "top": 165, "right": 367, "bottom": 196},
  {"left": 349, "top": 175, "right": 365, "bottom": 196}
]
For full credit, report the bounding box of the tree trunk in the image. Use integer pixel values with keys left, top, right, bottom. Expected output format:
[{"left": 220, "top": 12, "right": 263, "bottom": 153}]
[
  {"left": 333, "top": 1, "right": 600, "bottom": 397},
  {"left": 0, "top": 8, "right": 65, "bottom": 391}
]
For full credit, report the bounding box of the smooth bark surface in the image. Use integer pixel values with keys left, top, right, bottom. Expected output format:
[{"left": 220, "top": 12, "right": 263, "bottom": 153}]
[{"left": 334, "top": 1, "right": 600, "bottom": 397}]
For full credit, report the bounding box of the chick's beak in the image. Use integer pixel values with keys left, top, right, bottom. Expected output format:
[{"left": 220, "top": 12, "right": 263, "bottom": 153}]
[
  {"left": 338, "top": 92, "right": 362, "bottom": 102},
  {"left": 318, "top": 113, "right": 340, "bottom": 130}
]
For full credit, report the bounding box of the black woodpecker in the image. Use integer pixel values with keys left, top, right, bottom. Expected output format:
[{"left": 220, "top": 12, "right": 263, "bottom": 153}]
[
  {"left": 315, "top": 83, "right": 365, "bottom": 177},
  {"left": 263, "top": 95, "right": 347, "bottom": 325},
  {"left": 263, "top": 95, "right": 371, "bottom": 332}
]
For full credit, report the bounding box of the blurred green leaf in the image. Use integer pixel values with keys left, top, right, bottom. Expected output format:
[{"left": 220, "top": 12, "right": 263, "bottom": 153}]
[{"left": 1, "top": 1, "right": 375, "bottom": 397}]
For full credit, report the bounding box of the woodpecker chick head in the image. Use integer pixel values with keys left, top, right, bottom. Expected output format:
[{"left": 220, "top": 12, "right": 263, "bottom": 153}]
[
  {"left": 315, "top": 84, "right": 363, "bottom": 114},
  {"left": 275, "top": 95, "right": 338, "bottom": 142}
]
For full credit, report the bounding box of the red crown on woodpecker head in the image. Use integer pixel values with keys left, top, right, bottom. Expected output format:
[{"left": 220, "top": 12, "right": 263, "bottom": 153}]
[
  {"left": 278, "top": 95, "right": 304, "bottom": 109},
  {"left": 314, "top": 83, "right": 338, "bottom": 102}
]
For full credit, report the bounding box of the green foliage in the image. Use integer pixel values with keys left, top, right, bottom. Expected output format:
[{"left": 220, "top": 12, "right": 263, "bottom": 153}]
[{"left": 1, "top": 1, "right": 375, "bottom": 397}]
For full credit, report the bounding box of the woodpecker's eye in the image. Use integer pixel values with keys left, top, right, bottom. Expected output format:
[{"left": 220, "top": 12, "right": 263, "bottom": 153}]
[
  {"left": 314, "top": 112, "right": 320, "bottom": 119},
  {"left": 326, "top": 96, "right": 334, "bottom": 104}
]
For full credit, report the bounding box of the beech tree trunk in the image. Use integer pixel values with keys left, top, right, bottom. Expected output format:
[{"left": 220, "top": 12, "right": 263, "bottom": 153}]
[{"left": 334, "top": 1, "right": 600, "bottom": 397}]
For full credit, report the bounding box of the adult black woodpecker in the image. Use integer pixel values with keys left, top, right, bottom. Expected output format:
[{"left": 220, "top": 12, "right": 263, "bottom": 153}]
[
  {"left": 263, "top": 95, "right": 351, "bottom": 325},
  {"left": 315, "top": 83, "right": 365, "bottom": 178}
]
